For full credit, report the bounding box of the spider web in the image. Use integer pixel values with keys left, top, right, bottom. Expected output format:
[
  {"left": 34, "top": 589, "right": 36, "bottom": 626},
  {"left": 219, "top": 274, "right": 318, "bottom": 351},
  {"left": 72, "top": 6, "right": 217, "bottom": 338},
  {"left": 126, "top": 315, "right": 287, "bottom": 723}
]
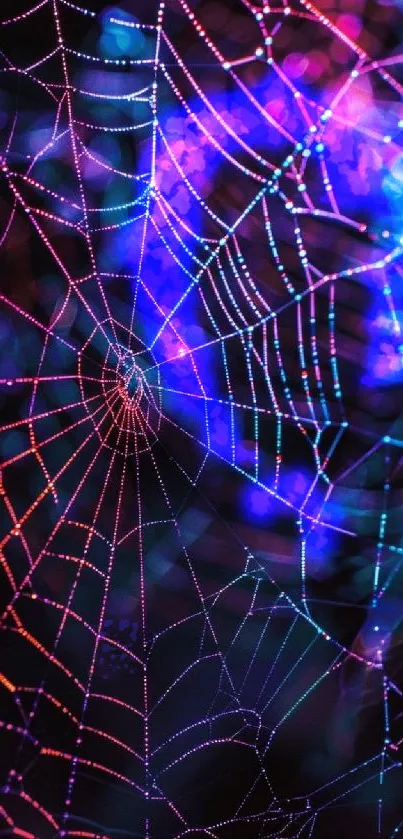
[{"left": 0, "top": 0, "right": 403, "bottom": 836}]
